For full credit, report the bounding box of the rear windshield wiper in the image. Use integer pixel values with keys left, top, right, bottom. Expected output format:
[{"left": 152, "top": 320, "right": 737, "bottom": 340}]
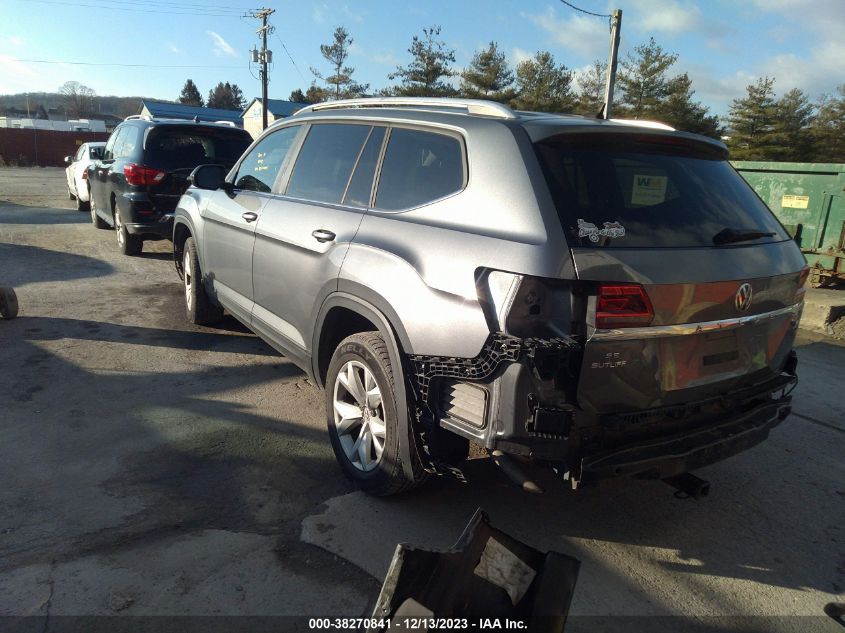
[{"left": 712, "top": 228, "right": 776, "bottom": 245}]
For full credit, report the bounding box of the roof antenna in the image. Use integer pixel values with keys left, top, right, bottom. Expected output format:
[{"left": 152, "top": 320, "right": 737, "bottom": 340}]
[
  {"left": 595, "top": 102, "right": 606, "bottom": 120},
  {"left": 194, "top": 115, "right": 200, "bottom": 123}
]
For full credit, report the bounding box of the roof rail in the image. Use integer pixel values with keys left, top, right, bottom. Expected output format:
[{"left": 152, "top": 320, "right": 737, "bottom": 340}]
[
  {"left": 124, "top": 114, "right": 152, "bottom": 121},
  {"left": 212, "top": 120, "right": 238, "bottom": 127},
  {"left": 609, "top": 118, "right": 675, "bottom": 131},
  {"left": 294, "top": 97, "right": 517, "bottom": 120}
]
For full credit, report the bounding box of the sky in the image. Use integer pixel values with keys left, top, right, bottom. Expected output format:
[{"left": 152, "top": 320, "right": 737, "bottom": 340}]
[{"left": 1, "top": 0, "right": 844, "bottom": 117}]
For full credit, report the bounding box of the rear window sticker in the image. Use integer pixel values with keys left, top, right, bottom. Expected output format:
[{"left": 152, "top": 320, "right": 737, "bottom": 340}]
[
  {"left": 631, "top": 174, "right": 668, "bottom": 206},
  {"left": 578, "top": 219, "right": 626, "bottom": 242}
]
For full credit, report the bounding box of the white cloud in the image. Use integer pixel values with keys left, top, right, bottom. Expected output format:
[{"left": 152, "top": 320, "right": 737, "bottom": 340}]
[
  {"left": 207, "top": 31, "right": 238, "bottom": 58},
  {"left": 2, "top": 35, "right": 25, "bottom": 47},
  {"left": 512, "top": 47, "right": 533, "bottom": 67},
  {"left": 340, "top": 4, "right": 364, "bottom": 24},
  {"left": 371, "top": 51, "right": 400, "bottom": 67},
  {"left": 522, "top": 8, "right": 609, "bottom": 59},
  {"left": 627, "top": 0, "right": 702, "bottom": 34},
  {"left": 312, "top": 3, "right": 328, "bottom": 24},
  {"left": 168, "top": 43, "right": 183, "bottom": 55}
]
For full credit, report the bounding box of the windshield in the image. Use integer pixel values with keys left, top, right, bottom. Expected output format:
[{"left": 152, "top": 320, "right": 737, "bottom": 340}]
[
  {"left": 144, "top": 126, "right": 251, "bottom": 171},
  {"left": 535, "top": 135, "right": 790, "bottom": 248}
]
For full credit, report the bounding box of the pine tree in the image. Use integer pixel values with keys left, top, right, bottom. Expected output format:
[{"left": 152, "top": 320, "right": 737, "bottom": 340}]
[
  {"left": 305, "top": 84, "right": 329, "bottom": 104},
  {"left": 459, "top": 41, "right": 515, "bottom": 102},
  {"left": 510, "top": 51, "right": 574, "bottom": 113},
  {"left": 178, "top": 79, "right": 204, "bottom": 107},
  {"left": 727, "top": 77, "right": 778, "bottom": 160},
  {"left": 766, "top": 88, "right": 815, "bottom": 161},
  {"left": 657, "top": 73, "right": 721, "bottom": 138},
  {"left": 206, "top": 82, "right": 246, "bottom": 110},
  {"left": 389, "top": 26, "right": 458, "bottom": 97},
  {"left": 289, "top": 89, "right": 308, "bottom": 103},
  {"left": 311, "top": 26, "right": 369, "bottom": 100},
  {"left": 574, "top": 61, "right": 606, "bottom": 116},
  {"left": 810, "top": 85, "right": 845, "bottom": 162},
  {"left": 617, "top": 38, "right": 678, "bottom": 118}
]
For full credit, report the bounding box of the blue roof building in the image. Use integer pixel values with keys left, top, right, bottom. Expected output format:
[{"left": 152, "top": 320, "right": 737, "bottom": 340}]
[
  {"left": 241, "top": 98, "right": 308, "bottom": 137},
  {"left": 138, "top": 101, "right": 243, "bottom": 126}
]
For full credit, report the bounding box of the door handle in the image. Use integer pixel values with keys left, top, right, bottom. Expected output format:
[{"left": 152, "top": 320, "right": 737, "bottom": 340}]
[
  {"left": 311, "top": 229, "right": 336, "bottom": 243},
  {"left": 242, "top": 212, "right": 258, "bottom": 223}
]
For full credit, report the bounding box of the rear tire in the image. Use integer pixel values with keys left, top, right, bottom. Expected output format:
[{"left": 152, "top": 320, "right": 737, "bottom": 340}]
[
  {"left": 115, "top": 210, "right": 142, "bottom": 256},
  {"left": 76, "top": 194, "right": 89, "bottom": 213},
  {"left": 326, "top": 332, "right": 427, "bottom": 496},
  {"left": 90, "top": 190, "right": 108, "bottom": 229},
  {"left": 183, "top": 237, "right": 223, "bottom": 326},
  {"left": 0, "top": 287, "right": 19, "bottom": 319},
  {"left": 68, "top": 187, "right": 75, "bottom": 201}
]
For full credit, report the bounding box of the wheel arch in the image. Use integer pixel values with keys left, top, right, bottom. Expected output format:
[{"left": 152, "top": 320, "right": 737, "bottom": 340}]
[
  {"left": 313, "top": 293, "right": 418, "bottom": 483},
  {"left": 172, "top": 219, "right": 194, "bottom": 279}
]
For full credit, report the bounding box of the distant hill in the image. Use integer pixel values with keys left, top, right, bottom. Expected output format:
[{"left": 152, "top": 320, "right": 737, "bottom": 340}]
[{"left": 0, "top": 93, "right": 153, "bottom": 119}]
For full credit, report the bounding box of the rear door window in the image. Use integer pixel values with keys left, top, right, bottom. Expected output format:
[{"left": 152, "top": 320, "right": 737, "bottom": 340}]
[
  {"left": 375, "top": 128, "right": 464, "bottom": 211},
  {"left": 343, "top": 126, "right": 386, "bottom": 207},
  {"left": 106, "top": 126, "right": 129, "bottom": 160},
  {"left": 286, "top": 123, "right": 371, "bottom": 204},
  {"left": 535, "top": 135, "right": 790, "bottom": 248}
]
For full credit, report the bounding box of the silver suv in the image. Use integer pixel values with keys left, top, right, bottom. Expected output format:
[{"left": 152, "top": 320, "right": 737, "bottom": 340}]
[{"left": 173, "top": 97, "right": 806, "bottom": 496}]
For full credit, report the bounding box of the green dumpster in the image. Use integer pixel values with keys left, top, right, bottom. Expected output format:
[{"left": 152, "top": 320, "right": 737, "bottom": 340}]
[{"left": 733, "top": 161, "right": 845, "bottom": 287}]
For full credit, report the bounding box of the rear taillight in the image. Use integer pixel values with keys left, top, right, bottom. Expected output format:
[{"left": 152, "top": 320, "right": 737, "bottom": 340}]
[
  {"left": 123, "top": 163, "right": 165, "bottom": 187},
  {"left": 795, "top": 265, "right": 810, "bottom": 301},
  {"left": 596, "top": 284, "right": 654, "bottom": 328}
]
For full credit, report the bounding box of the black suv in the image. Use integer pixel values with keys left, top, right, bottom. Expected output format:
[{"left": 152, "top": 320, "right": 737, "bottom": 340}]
[{"left": 88, "top": 116, "right": 252, "bottom": 255}]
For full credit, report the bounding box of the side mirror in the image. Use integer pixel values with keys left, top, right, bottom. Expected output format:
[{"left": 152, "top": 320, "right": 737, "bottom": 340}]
[
  {"left": 64, "top": 156, "right": 73, "bottom": 164},
  {"left": 189, "top": 164, "right": 227, "bottom": 191}
]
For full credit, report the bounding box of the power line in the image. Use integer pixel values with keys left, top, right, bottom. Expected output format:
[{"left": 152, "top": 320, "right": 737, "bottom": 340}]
[
  {"left": 558, "top": 0, "right": 612, "bottom": 19},
  {"left": 17, "top": 0, "right": 246, "bottom": 17},
  {"left": 275, "top": 33, "right": 307, "bottom": 84},
  {"left": 5, "top": 57, "right": 243, "bottom": 69}
]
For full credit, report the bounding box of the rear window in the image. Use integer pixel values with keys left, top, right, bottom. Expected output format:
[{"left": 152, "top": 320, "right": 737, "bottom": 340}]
[
  {"left": 535, "top": 135, "right": 790, "bottom": 248},
  {"left": 145, "top": 126, "right": 251, "bottom": 170}
]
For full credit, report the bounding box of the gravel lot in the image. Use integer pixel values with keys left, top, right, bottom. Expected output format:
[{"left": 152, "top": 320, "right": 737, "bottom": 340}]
[{"left": 0, "top": 167, "right": 842, "bottom": 632}]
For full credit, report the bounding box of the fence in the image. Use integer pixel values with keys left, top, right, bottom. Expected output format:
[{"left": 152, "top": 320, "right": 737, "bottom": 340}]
[{"left": 0, "top": 128, "right": 110, "bottom": 167}]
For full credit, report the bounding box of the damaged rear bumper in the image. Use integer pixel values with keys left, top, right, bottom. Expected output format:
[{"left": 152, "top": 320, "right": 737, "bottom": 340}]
[
  {"left": 409, "top": 331, "right": 798, "bottom": 485},
  {"left": 579, "top": 396, "right": 793, "bottom": 483}
]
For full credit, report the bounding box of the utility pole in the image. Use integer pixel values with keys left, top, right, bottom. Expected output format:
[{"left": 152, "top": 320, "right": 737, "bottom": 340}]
[
  {"left": 247, "top": 7, "right": 275, "bottom": 131},
  {"left": 602, "top": 9, "right": 622, "bottom": 120}
]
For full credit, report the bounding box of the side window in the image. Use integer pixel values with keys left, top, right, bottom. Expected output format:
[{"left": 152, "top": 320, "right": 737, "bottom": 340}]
[
  {"left": 375, "top": 128, "right": 464, "bottom": 211},
  {"left": 103, "top": 127, "right": 122, "bottom": 160},
  {"left": 109, "top": 127, "right": 130, "bottom": 160},
  {"left": 234, "top": 125, "right": 300, "bottom": 193},
  {"left": 286, "top": 124, "right": 371, "bottom": 204},
  {"left": 118, "top": 126, "right": 140, "bottom": 159},
  {"left": 343, "top": 126, "right": 386, "bottom": 207}
]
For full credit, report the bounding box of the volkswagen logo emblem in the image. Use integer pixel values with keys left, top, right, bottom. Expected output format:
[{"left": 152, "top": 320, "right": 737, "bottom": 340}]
[{"left": 735, "top": 283, "right": 753, "bottom": 312}]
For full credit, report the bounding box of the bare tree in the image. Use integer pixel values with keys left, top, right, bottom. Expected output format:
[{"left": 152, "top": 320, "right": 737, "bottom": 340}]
[{"left": 59, "top": 81, "right": 96, "bottom": 118}]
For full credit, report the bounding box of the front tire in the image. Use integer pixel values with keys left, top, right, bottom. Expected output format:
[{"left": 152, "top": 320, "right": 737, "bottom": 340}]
[
  {"left": 183, "top": 237, "right": 223, "bottom": 325},
  {"left": 326, "top": 332, "right": 426, "bottom": 496},
  {"left": 115, "top": 210, "right": 142, "bottom": 256}
]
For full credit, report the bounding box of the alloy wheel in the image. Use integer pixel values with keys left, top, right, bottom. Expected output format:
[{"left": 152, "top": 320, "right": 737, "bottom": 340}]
[
  {"left": 115, "top": 212, "right": 125, "bottom": 248},
  {"left": 332, "top": 360, "right": 386, "bottom": 472},
  {"left": 183, "top": 248, "right": 193, "bottom": 311}
]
